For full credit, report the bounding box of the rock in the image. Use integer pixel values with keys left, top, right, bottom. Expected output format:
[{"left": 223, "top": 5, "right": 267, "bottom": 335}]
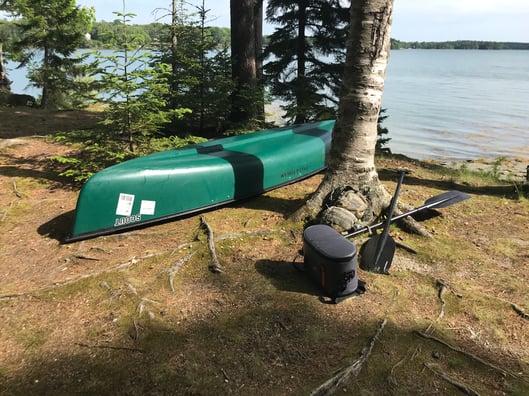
[
  {"left": 321, "top": 206, "right": 358, "bottom": 232},
  {"left": 7, "top": 93, "right": 37, "bottom": 107},
  {"left": 336, "top": 190, "right": 368, "bottom": 218}
]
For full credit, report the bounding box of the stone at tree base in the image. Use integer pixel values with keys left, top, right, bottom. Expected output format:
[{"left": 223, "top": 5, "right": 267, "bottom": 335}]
[
  {"left": 321, "top": 206, "right": 358, "bottom": 232},
  {"left": 335, "top": 189, "right": 369, "bottom": 218}
]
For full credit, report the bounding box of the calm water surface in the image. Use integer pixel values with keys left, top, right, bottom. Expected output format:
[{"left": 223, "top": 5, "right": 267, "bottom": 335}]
[
  {"left": 382, "top": 49, "right": 529, "bottom": 160},
  {"left": 5, "top": 49, "right": 529, "bottom": 160}
]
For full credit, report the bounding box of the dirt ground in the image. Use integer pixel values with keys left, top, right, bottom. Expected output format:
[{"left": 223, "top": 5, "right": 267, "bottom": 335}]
[{"left": 1, "top": 107, "right": 528, "bottom": 395}]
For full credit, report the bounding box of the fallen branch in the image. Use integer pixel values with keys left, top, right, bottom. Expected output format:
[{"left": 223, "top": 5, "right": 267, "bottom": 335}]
[
  {"left": 424, "top": 363, "right": 481, "bottom": 396},
  {"left": 73, "top": 254, "right": 100, "bottom": 261},
  {"left": 310, "top": 319, "right": 387, "bottom": 396},
  {"left": 1, "top": 201, "right": 14, "bottom": 222},
  {"left": 200, "top": 216, "right": 223, "bottom": 273},
  {"left": 414, "top": 330, "right": 529, "bottom": 384},
  {"left": 12, "top": 180, "right": 23, "bottom": 198},
  {"left": 0, "top": 256, "right": 141, "bottom": 301}
]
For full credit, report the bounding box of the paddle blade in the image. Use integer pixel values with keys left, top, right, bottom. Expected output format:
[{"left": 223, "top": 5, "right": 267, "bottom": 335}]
[
  {"left": 360, "top": 235, "right": 396, "bottom": 274},
  {"left": 424, "top": 190, "right": 470, "bottom": 208}
]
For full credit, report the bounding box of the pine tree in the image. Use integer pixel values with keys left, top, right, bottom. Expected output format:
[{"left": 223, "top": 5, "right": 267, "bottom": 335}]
[
  {"left": 9, "top": 0, "right": 94, "bottom": 109},
  {"left": 154, "top": 0, "right": 232, "bottom": 136},
  {"left": 89, "top": 9, "right": 189, "bottom": 152},
  {"left": 263, "top": 0, "right": 348, "bottom": 124}
]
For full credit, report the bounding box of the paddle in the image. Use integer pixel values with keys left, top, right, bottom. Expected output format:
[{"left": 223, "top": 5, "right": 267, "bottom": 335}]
[
  {"left": 360, "top": 170, "right": 409, "bottom": 274},
  {"left": 345, "top": 190, "right": 470, "bottom": 239}
]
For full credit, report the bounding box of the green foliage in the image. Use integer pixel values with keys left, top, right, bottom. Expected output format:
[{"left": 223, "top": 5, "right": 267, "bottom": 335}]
[
  {"left": 51, "top": 130, "right": 207, "bottom": 183},
  {"left": 376, "top": 109, "right": 392, "bottom": 153},
  {"left": 263, "top": 0, "right": 348, "bottom": 124},
  {"left": 152, "top": 3, "right": 233, "bottom": 136},
  {"left": 51, "top": 129, "right": 131, "bottom": 182},
  {"left": 88, "top": 10, "right": 192, "bottom": 151},
  {"left": 7, "top": 0, "right": 95, "bottom": 109}
]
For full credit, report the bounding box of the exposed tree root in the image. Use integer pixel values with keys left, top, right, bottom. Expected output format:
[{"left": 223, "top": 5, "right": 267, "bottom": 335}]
[
  {"left": 424, "top": 363, "right": 481, "bottom": 396},
  {"left": 200, "top": 216, "right": 224, "bottom": 273},
  {"left": 215, "top": 229, "right": 287, "bottom": 241},
  {"left": 387, "top": 347, "right": 415, "bottom": 387},
  {"left": 0, "top": 256, "right": 141, "bottom": 301},
  {"left": 395, "top": 203, "right": 432, "bottom": 237},
  {"left": 310, "top": 319, "right": 387, "bottom": 396},
  {"left": 165, "top": 250, "right": 198, "bottom": 293},
  {"left": 0, "top": 226, "right": 286, "bottom": 301},
  {"left": 415, "top": 330, "right": 529, "bottom": 385}
]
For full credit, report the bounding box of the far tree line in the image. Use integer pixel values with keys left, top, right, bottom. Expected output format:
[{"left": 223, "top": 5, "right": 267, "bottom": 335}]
[
  {"left": 391, "top": 39, "right": 529, "bottom": 50},
  {"left": 3, "top": 18, "right": 527, "bottom": 52}
]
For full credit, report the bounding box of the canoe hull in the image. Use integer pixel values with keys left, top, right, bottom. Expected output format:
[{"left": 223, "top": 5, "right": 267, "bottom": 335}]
[{"left": 66, "top": 120, "right": 334, "bottom": 242}]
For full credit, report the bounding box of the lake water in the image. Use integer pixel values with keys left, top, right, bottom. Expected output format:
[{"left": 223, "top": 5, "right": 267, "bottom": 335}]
[
  {"left": 382, "top": 49, "right": 529, "bottom": 161},
  {"left": 5, "top": 49, "right": 529, "bottom": 161}
]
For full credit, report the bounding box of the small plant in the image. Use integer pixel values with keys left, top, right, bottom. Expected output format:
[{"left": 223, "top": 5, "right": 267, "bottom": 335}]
[
  {"left": 88, "top": 9, "right": 191, "bottom": 152},
  {"left": 491, "top": 156, "right": 507, "bottom": 179},
  {"left": 376, "top": 108, "right": 392, "bottom": 154}
]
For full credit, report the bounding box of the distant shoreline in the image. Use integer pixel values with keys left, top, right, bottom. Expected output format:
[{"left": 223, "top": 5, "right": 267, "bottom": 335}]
[{"left": 390, "top": 39, "right": 529, "bottom": 50}]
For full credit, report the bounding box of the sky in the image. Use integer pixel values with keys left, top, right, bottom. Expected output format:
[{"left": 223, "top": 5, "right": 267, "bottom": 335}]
[{"left": 75, "top": 0, "right": 529, "bottom": 42}]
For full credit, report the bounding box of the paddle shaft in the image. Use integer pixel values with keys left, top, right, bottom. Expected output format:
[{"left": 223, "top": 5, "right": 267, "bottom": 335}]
[
  {"left": 370, "top": 170, "right": 408, "bottom": 271},
  {"left": 345, "top": 191, "right": 466, "bottom": 238}
]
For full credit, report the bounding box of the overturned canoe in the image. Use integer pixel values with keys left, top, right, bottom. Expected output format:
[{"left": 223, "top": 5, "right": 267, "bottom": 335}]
[{"left": 65, "top": 120, "right": 334, "bottom": 242}]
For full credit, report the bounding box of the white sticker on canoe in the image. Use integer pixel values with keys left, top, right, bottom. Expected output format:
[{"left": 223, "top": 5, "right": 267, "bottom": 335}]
[
  {"left": 116, "top": 193, "right": 135, "bottom": 216},
  {"left": 140, "top": 200, "right": 156, "bottom": 215}
]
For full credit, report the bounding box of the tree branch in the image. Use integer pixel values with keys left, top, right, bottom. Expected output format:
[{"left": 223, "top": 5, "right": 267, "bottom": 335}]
[
  {"left": 424, "top": 363, "right": 481, "bottom": 396},
  {"left": 311, "top": 319, "right": 387, "bottom": 395},
  {"left": 415, "top": 330, "right": 529, "bottom": 384}
]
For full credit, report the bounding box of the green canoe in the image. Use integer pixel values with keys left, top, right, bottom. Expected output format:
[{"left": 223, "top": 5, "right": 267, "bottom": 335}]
[{"left": 66, "top": 120, "right": 335, "bottom": 242}]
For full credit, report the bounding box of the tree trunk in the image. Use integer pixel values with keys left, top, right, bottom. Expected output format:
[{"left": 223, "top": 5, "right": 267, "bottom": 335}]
[
  {"left": 230, "top": 0, "right": 257, "bottom": 123},
  {"left": 294, "top": 0, "right": 307, "bottom": 124},
  {"left": 0, "top": 39, "right": 12, "bottom": 94},
  {"left": 293, "top": 0, "right": 394, "bottom": 222},
  {"left": 254, "top": 0, "right": 265, "bottom": 121}
]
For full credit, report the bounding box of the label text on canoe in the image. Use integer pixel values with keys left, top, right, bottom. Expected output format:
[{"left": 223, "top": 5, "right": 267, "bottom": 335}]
[
  {"left": 280, "top": 166, "right": 308, "bottom": 179},
  {"left": 114, "top": 214, "right": 142, "bottom": 227}
]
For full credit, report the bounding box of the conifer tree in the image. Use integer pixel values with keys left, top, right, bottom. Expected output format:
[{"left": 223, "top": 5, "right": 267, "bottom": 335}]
[
  {"left": 263, "top": 0, "right": 349, "bottom": 123},
  {"left": 155, "top": 0, "right": 232, "bottom": 136},
  {"left": 9, "top": 0, "right": 94, "bottom": 108}
]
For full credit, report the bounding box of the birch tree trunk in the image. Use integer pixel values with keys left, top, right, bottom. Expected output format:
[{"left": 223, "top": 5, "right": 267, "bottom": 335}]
[{"left": 294, "top": 0, "right": 394, "bottom": 222}]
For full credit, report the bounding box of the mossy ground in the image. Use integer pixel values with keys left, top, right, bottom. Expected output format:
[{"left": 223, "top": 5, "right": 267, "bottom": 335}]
[{"left": 1, "top": 108, "right": 528, "bottom": 395}]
